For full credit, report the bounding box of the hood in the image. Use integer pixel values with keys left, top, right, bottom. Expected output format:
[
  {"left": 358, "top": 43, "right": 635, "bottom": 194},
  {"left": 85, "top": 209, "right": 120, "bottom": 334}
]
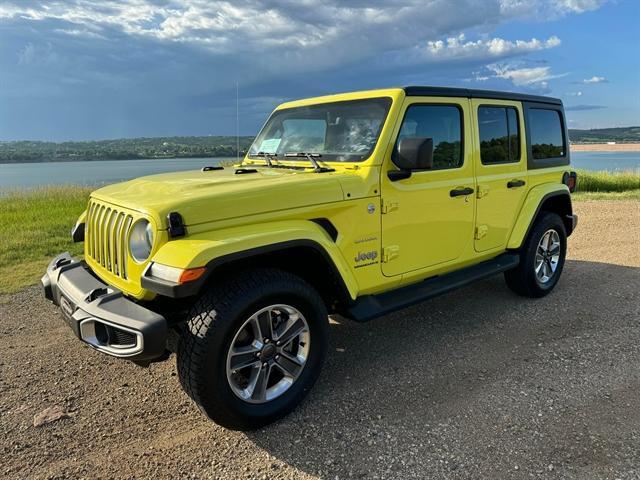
[{"left": 91, "top": 166, "right": 347, "bottom": 227}]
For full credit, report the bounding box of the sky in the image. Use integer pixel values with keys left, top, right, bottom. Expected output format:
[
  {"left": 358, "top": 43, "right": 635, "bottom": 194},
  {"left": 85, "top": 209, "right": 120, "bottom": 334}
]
[{"left": 0, "top": 0, "right": 638, "bottom": 141}]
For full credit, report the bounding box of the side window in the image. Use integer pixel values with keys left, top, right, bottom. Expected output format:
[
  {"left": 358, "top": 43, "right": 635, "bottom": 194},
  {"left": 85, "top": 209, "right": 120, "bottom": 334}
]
[
  {"left": 529, "top": 108, "right": 566, "bottom": 159},
  {"left": 396, "top": 105, "right": 463, "bottom": 169},
  {"left": 478, "top": 106, "right": 520, "bottom": 164}
]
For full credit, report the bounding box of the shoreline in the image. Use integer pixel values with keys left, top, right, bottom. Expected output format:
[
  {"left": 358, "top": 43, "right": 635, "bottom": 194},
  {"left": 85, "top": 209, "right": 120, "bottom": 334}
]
[
  {"left": 0, "top": 156, "right": 237, "bottom": 165},
  {"left": 571, "top": 143, "right": 640, "bottom": 152}
]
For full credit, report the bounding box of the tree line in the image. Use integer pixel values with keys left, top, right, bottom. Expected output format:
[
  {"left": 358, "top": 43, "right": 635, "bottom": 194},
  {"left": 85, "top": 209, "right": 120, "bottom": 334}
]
[{"left": 0, "top": 136, "right": 255, "bottom": 163}]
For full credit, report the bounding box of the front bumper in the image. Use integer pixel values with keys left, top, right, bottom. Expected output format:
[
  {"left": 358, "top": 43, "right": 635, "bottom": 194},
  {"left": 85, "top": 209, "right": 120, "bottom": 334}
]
[{"left": 41, "top": 252, "right": 167, "bottom": 362}]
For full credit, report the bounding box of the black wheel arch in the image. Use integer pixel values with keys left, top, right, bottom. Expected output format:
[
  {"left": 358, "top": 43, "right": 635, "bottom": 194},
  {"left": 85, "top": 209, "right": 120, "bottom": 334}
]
[
  {"left": 146, "top": 240, "right": 354, "bottom": 312},
  {"left": 517, "top": 190, "right": 575, "bottom": 249}
]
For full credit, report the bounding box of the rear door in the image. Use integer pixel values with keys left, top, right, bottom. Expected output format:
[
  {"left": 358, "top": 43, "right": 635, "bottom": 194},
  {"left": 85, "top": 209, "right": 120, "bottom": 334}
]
[{"left": 472, "top": 99, "right": 528, "bottom": 252}]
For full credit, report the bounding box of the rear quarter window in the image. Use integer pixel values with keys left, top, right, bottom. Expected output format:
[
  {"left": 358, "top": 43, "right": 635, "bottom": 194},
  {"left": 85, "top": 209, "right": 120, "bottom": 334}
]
[
  {"left": 524, "top": 103, "right": 570, "bottom": 169},
  {"left": 529, "top": 109, "right": 566, "bottom": 159}
]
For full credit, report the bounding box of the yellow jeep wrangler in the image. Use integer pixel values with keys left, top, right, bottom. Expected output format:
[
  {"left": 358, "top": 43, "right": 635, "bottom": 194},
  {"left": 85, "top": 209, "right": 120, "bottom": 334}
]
[{"left": 42, "top": 86, "right": 578, "bottom": 430}]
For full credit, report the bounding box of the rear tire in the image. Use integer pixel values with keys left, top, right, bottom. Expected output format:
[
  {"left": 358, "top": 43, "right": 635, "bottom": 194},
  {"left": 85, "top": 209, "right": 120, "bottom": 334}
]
[
  {"left": 505, "top": 212, "right": 567, "bottom": 298},
  {"left": 177, "top": 268, "right": 328, "bottom": 430}
]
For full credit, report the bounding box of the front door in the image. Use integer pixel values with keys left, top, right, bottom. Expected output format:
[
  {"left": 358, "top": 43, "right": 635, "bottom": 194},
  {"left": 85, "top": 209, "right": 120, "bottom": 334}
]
[
  {"left": 472, "top": 100, "right": 528, "bottom": 252},
  {"left": 380, "top": 98, "right": 475, "bottom": 277}
]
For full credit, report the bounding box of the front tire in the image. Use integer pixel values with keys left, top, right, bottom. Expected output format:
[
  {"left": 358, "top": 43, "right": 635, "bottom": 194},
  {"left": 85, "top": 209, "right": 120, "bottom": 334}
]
[
  {"left": 177, "top": 268, "right": 329, "bottom": 430},
  {"left": 505, "top": 212, "right": 567, "bottom": 298}
]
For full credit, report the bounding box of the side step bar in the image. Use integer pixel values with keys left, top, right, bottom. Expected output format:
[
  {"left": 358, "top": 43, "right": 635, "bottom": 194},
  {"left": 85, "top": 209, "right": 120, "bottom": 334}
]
[{"left": 346, "top": 253, "right": 520, "bottom": 322}]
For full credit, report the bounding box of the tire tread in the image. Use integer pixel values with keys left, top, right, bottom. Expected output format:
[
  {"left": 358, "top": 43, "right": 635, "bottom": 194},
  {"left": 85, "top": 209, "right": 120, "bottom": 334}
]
[
  {"left": 177, "top": 268, "right": 327, "bottom": 430},
  {"left": 504, "top": 212, "right": 567, "bottom": 298}
]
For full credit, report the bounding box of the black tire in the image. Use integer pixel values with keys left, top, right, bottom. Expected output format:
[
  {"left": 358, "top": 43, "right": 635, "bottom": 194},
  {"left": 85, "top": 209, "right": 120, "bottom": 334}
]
[
  {"left": 504, "top": 212, "right": 567, "bottom": 298},
  {"left": 177, "top": 268, "right": 328, "bottom": 430}
]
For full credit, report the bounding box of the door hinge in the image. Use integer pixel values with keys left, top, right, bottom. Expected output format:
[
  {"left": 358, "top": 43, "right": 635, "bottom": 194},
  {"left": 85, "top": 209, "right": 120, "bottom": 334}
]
[
  {"left": 476, "top": 185, "right": 489, "bottom": 199},
  {"left": 382, "top": 245, "right": 400, "bottom": 262},
  {"left": 381, "top": 197, "right": 399, "bottom": 214},
  {"left": 475, "top": 225, "right": 488, "bottom": 240}
]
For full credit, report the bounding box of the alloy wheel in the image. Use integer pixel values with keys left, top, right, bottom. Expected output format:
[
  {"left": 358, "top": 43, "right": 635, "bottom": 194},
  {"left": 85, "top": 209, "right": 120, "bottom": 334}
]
[
  {"left": 535, "top": 229, "right": 561, "bottom": 284},
  {"left": 225, "top": 304, "right": 310, "bottom": 404}
]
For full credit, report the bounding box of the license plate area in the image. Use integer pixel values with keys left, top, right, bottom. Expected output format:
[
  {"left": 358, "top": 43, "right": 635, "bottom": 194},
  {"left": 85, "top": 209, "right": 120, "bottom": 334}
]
[{"left": 59, "top": 294, "right": 80, "bottom": 334}]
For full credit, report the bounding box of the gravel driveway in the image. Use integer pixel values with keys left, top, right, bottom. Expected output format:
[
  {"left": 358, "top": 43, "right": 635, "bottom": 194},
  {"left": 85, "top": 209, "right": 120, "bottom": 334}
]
[{"left": 1, "top": 200, "right": 639, "bottom": 480}]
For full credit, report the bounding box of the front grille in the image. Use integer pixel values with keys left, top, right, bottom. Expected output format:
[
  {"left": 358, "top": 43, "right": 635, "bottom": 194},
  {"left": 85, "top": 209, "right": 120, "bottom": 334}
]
[{"left": 86, "top": 200, "right": 133, "bottom": 280}]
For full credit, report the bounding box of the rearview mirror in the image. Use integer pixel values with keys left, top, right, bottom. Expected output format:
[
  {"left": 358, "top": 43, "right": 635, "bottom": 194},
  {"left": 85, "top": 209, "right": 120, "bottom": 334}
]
[{"left": 394, "top": 137, "right": 434, "bottom": 171}]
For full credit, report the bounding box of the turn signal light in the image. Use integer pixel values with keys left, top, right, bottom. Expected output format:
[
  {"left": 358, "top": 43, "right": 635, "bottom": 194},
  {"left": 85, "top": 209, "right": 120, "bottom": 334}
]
[
  {"left": 178, "top": 267, "right": 207, "bottom": 284},
  {"left": 148, "top": 263, "right": 207, "bottom": 284}
]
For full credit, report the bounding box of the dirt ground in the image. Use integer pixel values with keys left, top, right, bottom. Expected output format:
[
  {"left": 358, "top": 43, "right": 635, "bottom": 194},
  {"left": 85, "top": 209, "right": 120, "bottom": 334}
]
[{"left": 1, "top": 200, "right": 639, "bottom": 480}]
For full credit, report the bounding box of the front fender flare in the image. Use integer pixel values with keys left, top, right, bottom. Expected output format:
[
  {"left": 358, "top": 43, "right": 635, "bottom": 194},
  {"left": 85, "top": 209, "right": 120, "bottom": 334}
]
[{"left": 146, "top": 220, "right": 358, "bottom": 300}]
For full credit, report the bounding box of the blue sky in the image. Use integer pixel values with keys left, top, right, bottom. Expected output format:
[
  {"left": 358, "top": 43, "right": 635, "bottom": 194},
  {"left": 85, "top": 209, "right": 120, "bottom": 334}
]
[{"left": 0, "top": 0, "right": 638, "bottom": 141}]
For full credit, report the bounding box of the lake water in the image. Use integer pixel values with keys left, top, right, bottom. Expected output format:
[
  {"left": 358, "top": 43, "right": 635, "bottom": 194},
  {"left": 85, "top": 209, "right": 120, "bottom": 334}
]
[
  {"left": 0, "top": 157, "right": 229, "bottom": 189},
  {"left": 570, "top": 151, "right": 639, "bottom": 173},
  {"left": 0, "top": 152, "right": 638, "bottom": 189}
]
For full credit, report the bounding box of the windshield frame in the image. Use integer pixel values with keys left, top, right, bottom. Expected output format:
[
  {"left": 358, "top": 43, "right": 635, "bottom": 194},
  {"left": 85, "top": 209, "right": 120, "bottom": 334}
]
[{"left": 247, "top": 97, "right": 393, "bottom": 163}]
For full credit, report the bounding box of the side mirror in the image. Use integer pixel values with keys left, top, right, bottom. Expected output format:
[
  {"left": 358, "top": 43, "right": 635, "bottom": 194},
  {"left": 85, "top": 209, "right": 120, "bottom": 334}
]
[{"left": 389, "top": 137, "right": 433, "bottom": 180}]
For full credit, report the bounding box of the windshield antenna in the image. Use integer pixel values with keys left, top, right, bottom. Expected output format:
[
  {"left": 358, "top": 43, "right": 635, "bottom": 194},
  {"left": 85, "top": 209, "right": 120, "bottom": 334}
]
[{"left": 236, "top": 81, "right": 240, "bottom": 165}]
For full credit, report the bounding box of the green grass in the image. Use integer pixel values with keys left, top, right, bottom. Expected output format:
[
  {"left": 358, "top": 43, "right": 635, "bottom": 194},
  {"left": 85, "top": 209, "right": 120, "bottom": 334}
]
[
  {"left": 572, "top": 190, "right": 640, "bottom": 201},
  {"left": 576, "top": 169, "right": 640, "bottom": 193},
  {"left": 0, "top": 186, "right": 91, "bottom": 294}
]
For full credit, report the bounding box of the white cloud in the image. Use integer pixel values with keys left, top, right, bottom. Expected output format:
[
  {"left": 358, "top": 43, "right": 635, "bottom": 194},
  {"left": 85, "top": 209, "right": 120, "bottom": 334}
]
[
  {"left": 488, "top": 64, "right": 567, "bottom": 86},
  {"left": 582, "top": 75, "right": 608, "bottom": 83},
  {"left": 465, "top": 62, "right": 570, "bottom": 90},
  {"left": 466, "top": 71, "right": 491, "bottom": 82},
  {"left": 554, "top": 0, "right": 606, "bottom": 13},
  {"left": 499, "top": 0, "right": 607, "bottom": 16},
  {"left": 567, "top": 91, "right": 583, "bottom": 96},
  {"left": 53, "top": 28, "right": 106, "bottom": 40},
  {"left": 17, "top": 42, "right": 59, "bottom": 65},
  {"left": 426, "top": 33, "right": 560, "bottom": 60}
]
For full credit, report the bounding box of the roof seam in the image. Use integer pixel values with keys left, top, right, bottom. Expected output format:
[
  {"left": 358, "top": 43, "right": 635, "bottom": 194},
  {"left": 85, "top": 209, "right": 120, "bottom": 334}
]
[{"left": 403, "top": 86, "right": 562, "bottom": 105}]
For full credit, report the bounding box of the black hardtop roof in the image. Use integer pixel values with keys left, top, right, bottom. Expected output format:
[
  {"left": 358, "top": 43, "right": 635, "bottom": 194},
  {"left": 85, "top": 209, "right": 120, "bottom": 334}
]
[{"left": 403, "top": 86, "right": 562, "bottom": 105}]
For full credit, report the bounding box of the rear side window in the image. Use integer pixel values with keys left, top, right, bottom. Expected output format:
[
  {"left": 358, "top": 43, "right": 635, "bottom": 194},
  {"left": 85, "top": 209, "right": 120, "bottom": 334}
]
[
  {"left": 396, "top": 105, "right": 463, "bottom": 169},
  {"left": 478, "top": 106, "right": 520, "bottom": 164},
  {"left": 529, "top": 109, "right": 566, "bottom": 159}
]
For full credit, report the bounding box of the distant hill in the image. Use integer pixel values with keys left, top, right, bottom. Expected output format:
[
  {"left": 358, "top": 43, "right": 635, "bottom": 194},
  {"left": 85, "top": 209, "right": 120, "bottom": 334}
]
[
  {"left": 569, "top": 127, "right": 640, "bottom": 144},
  {"left": 0, "top": 136, "right": 255, "bottom": 163}
]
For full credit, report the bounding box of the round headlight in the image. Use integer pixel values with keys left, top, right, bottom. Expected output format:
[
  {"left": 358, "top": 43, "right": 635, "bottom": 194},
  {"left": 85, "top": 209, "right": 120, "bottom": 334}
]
[{"left": 129, "top": 219, "right": 154, "bottom": 263}]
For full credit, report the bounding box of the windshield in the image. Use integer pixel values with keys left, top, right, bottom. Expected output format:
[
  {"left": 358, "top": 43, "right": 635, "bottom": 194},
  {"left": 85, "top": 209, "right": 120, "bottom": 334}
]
[{"left": 248, "top": 97, "right": 392, "bottom": 162}]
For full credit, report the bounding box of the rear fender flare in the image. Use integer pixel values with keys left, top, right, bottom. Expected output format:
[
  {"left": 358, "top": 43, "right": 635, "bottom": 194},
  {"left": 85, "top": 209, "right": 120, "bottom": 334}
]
[{"left": 508, "top": 184, "right": 572, "bottom": 250}]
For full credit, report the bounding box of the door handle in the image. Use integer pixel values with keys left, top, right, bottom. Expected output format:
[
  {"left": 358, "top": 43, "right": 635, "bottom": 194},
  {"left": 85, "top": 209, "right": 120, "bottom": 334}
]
[
  {"left": 450, "top": 187, "right": 474, "bottom": 197},
  {"left": 507, "top": 179, "right": 526, "bottom": 188}
]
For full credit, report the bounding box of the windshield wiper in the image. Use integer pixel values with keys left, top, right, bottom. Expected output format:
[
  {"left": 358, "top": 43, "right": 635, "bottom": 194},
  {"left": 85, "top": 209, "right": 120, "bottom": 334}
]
[
  {"left": 284, "top": 152, "right": 334, "bottom": 173},
  {"left": 252, "top": 151, "right": 276, "bottom": 167},
  {"left": 243, "top": 152, "right": 305, "bottom": 171}
]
